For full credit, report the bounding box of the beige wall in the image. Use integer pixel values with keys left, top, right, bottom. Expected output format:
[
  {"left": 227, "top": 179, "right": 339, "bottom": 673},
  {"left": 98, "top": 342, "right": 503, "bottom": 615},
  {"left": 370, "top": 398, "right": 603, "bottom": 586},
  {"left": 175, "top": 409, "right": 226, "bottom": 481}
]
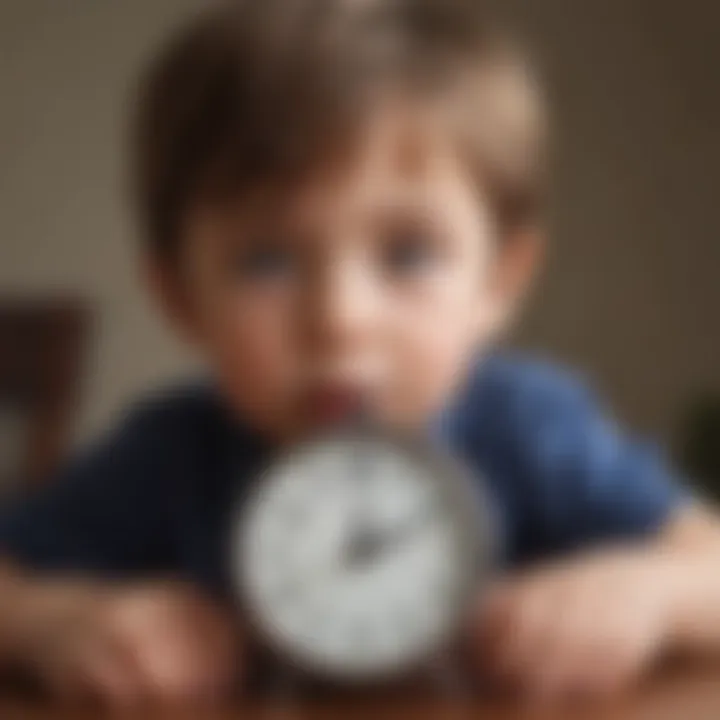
[
  {"left": 0, "top": 1, "right": 202, "bottom": 442},
  {"left": 496, "top": 0, "right": 720, "bottom": 441},
  {"left": 0, "top": 0, "right": 718, "bottom": 445}
]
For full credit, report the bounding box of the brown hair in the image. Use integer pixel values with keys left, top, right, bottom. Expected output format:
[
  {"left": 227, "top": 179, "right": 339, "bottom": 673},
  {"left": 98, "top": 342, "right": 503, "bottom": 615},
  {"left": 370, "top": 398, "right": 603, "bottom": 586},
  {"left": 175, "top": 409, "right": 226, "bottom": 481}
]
[{"left": 132, "top": 0, "right": 546, "bottom": 259}]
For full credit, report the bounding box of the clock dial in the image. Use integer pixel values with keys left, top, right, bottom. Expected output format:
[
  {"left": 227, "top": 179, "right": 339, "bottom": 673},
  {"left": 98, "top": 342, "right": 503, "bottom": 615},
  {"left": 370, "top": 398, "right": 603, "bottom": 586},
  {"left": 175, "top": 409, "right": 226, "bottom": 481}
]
[{"left": 235, "top": 430, "right": 483, "bottom": 682}]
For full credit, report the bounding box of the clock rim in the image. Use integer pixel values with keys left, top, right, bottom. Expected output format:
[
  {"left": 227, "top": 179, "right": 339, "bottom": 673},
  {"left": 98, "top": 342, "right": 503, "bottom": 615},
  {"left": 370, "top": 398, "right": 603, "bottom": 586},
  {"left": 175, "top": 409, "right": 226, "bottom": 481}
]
[{"left": 229, "top": 425, "right": 496, "bottom": 685}]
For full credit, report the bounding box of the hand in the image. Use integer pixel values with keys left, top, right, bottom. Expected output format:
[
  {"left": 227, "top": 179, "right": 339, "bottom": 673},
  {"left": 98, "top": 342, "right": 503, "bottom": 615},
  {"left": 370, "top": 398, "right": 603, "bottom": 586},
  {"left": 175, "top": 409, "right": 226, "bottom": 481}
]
[
  {"left": 8, "top": 579, "right": 241, "bottom": 707},
  {"left": 470, "top": 549, "right": 678, "bottom": 701}
]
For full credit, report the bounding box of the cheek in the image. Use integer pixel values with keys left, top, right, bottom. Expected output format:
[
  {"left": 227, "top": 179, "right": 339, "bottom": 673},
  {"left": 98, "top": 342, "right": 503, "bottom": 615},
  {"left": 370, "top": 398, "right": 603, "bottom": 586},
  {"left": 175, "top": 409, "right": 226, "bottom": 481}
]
[
  {"left": 193, "top": 284, "right": 301, "bottom": 417},
  {"left": 181, "top": 219, "right": 298, "bottom": 389},
  {"left": 387, "top": 262, "right": 492, "bottom": 416}
]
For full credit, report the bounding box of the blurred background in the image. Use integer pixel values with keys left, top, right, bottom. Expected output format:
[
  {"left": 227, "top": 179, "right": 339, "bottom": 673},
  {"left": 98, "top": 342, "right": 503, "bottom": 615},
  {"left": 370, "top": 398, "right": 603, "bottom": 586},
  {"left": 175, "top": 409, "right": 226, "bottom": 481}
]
[{"left": 0, "top": 1, "right": 718, "bottom": 491}]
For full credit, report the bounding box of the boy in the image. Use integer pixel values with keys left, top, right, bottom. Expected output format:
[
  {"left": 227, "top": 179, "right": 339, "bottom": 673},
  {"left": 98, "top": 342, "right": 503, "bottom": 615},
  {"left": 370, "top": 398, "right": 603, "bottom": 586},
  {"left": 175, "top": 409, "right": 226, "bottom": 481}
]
[{"left": 1, "top": 0, "right": 720, "bottom": 706}]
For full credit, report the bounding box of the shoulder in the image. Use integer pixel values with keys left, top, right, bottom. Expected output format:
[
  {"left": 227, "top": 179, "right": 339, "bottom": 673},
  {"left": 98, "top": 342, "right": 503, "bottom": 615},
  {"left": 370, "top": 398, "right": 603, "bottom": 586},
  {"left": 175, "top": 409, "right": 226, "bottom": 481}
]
[
  {"left": 456, "top": 352, "right": 595, "bottom": 433},
  {"left": 113, "top": 380, "right": 228, "bottom": 439},
  {"left": 82, "top": 379, "right": 236, "bottom": 477},
  {"left": 448, "top": 351, "right": 611, "bottom": 475}
]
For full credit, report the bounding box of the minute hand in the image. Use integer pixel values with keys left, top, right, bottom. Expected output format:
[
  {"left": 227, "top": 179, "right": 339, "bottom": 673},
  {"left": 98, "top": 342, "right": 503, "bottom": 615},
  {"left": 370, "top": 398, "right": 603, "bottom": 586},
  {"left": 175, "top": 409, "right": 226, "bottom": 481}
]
[
  {"left": 349, "top": 501, "right": 436, "bottom": 566},
  {"left": 343, "top": 439, "right": 376, "bottom": 559}
]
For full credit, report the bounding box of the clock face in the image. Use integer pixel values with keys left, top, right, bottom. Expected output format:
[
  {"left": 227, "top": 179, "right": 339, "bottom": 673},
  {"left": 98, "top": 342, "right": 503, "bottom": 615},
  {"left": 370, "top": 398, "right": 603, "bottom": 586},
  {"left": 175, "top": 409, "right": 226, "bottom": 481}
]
[{"left": 234, "top": 430, "right": 483, "bottom": 682}]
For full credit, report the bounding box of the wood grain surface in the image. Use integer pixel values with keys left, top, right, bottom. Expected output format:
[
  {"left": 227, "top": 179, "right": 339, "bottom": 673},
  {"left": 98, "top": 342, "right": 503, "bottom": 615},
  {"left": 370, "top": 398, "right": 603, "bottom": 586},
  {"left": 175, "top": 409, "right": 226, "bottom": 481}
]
[{"left": 2, "top": 660, "right": 720, "bottom": 720}]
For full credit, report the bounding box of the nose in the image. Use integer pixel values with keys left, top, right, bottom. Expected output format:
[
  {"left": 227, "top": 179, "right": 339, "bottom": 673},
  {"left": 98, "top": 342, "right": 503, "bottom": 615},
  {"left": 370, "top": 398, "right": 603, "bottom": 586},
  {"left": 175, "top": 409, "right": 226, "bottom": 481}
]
[{"left": 305, "top": 253, "right": 383, "bottom": 357}]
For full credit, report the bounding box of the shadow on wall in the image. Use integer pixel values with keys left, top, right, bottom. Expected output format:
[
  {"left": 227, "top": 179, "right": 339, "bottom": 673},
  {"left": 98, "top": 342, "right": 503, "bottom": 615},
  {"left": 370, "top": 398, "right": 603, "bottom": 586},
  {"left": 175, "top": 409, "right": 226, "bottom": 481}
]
[{"left": 679, "top": 394, "right": 720, "bottom": 499}]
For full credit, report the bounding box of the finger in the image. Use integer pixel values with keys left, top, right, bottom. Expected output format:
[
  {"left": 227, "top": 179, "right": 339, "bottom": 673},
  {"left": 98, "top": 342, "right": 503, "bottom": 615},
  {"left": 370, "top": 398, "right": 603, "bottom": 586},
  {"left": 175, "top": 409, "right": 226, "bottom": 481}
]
[
  {"left": 113, "top": 591, "right": 240, "bottom": 704},
  {"left": 33, "top": 628, "right": 99, "bottom": 704},
  {"left": 532, "top": 648, "right": 629, "bottom": 702},
  {"left": 470, "top": 583, "right": 518, "bottom": 673},
  {"left": 41, "top": 662, "right": 91, "bottom": 705},
  {"left": 83, "top": 644, "right": 147, "bottom": 708},
  {"left": 166, "top": 608, "right": 238, "bottom": 702},
  {"left": 496, "top": 582, "right": 562, "bottom": 686},
  {"left": 475, "top": 582, "right": 515, "bottom": 631},
  {"left": 62, "top": 626, "right": 148, "bottom": 708},
  {"left": 561, "top": 614, "right": 651, "bottom": 698},
  {"left": 121, "top": 634, "right": 194, "bottom": 704},
  {"left": 129, "top": 630, "right": 231, "bottom": 704},
  {"left": 191, "top": 619, "right": 241, "bottom": 702},
  {"left": 526, "top": 606, "right": 599, "bottom": 699},
  {"left": 524, "top": 595, "right": 632, "bottom": 701},
  {"left": 490, "top": 577, "right": 592, "bottom": 701},
  {"left": 37, "top": 643, "right": 119, "bottom": 706},
  {"left": 184, "top": 603, "right": 242, "bottom": 700}
]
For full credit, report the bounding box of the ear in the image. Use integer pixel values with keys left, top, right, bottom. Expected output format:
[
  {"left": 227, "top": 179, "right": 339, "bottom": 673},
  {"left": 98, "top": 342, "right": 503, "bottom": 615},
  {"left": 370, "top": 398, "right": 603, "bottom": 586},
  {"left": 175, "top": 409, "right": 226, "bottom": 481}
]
[
  {"left": 496, "top": 225, "right": 545, "bottom": 306},
  {"left": 483, "top": 226, "right": 546, "bottom": 337},
  {"left": 142, "top": 253, "right": 201, "bottom": 346}
]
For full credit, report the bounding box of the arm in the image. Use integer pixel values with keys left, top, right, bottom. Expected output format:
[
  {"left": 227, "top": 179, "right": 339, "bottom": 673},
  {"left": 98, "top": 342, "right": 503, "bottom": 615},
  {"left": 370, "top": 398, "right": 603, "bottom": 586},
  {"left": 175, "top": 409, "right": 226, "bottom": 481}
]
[
  {"left": 0, "top": 402, "right": 172, "bottom": 671},
  {"left": 469, "top": 364, "right": 710, "bottom": 698},
  {"left": 0, "top": 561, "right": 239, "bottom": 704},
  {"left": 0, "top": 561, "right": 39, "bottom": 665},
  {"left": 0, "top": 394, "right": 240, "bottom": 704},
  {"left": 656, "top": 504, "right": 720, "bottom": 655},
  {"left": 0, "top": 560, "right": 104, "bottom": 670}
]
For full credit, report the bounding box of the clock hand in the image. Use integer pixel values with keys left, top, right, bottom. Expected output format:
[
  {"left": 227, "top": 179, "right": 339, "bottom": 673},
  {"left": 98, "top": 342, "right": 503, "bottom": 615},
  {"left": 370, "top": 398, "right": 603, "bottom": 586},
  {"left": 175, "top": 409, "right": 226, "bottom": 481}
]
[
  {"left": 276, "top": 501, "right": 434, "bottom": 605},
  {"left": 277, "top": 501, "right": 432, "bottom": 602},
  {"left": 347, "top": 499, "right": 436, "bottom": 568},
  {"left": 343, "top": 438, "right": 376, "bottom": 564}
]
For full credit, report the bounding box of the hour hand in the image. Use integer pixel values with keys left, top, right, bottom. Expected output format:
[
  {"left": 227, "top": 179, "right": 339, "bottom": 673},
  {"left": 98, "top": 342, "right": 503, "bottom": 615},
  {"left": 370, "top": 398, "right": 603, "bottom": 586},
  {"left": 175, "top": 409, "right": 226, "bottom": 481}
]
[{"left": 345, "top": 501, "right": 435, "bottom": 567}]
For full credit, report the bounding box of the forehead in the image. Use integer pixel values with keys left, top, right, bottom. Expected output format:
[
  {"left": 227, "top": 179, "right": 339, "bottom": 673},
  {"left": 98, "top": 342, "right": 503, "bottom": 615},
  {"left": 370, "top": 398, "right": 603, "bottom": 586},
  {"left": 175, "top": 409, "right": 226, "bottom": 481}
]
[
  {"left": 274, "top": 105, "right": 476, "bottom": 226},
  {"left": 192, "top": 102, "right": 486, "bottom": 241}
]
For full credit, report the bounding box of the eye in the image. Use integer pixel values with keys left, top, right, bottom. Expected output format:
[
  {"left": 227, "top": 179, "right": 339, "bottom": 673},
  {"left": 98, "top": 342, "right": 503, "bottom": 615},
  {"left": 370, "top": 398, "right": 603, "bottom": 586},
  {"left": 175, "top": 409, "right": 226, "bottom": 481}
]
[
  {"left": 381, "top": 224, "right": 439, "bottom": 277},
  {"left": 231, "top": 244, "right": 296, "bottom": 282}
]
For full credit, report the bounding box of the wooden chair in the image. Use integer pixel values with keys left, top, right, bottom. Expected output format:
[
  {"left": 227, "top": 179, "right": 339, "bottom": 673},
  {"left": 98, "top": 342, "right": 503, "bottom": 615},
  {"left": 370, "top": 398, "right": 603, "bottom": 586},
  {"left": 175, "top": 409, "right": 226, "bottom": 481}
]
[{"left": 0, "top": 299, "right": 91, "bottom": 492}]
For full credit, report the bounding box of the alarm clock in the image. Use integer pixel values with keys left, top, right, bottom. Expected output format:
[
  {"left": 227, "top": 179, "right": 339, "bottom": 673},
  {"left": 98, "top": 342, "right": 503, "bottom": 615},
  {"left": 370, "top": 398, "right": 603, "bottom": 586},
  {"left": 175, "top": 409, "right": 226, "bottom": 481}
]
[{"left": 231, "top": 423, "right": 494, "bottom": 690}]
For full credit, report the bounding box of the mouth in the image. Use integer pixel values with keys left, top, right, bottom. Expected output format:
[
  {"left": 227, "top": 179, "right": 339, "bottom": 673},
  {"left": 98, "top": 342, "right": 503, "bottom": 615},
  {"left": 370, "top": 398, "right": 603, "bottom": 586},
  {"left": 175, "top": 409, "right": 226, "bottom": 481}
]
[{"left": 301, "top": 384, "right": 368, "bottom": 428}]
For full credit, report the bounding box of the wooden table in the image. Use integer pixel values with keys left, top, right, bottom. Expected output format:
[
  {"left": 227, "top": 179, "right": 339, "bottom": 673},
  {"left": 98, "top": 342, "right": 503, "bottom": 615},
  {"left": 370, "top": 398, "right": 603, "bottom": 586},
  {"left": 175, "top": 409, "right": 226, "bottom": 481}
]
[{"left": 2, "top": 662, "right": 720, "bottom": 720}]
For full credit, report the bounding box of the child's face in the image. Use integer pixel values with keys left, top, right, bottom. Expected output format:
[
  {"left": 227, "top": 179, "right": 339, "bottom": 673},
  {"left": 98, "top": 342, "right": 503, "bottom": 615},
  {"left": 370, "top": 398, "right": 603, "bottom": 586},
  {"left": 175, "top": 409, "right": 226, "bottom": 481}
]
[{"left": 161, "top": 109, "right": 537, "bottom": 442}]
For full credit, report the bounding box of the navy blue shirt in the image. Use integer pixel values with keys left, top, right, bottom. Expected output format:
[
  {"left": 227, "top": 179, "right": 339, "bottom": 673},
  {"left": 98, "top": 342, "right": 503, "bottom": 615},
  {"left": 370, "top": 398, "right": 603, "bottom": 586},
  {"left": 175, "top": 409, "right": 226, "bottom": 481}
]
[{"left": 0, "top": 355, "right": 688, "bottom": 596}]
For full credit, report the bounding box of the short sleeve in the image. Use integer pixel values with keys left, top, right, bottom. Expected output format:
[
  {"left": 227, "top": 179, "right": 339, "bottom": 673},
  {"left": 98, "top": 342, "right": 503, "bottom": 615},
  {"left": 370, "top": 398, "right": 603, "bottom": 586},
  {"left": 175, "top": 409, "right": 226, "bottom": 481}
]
[
  {"left": 515, "top": 374, "right": 692, "bottom": 558},
  {"left": 0, "top": 401, "right": 182, "bottom": 576}
]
